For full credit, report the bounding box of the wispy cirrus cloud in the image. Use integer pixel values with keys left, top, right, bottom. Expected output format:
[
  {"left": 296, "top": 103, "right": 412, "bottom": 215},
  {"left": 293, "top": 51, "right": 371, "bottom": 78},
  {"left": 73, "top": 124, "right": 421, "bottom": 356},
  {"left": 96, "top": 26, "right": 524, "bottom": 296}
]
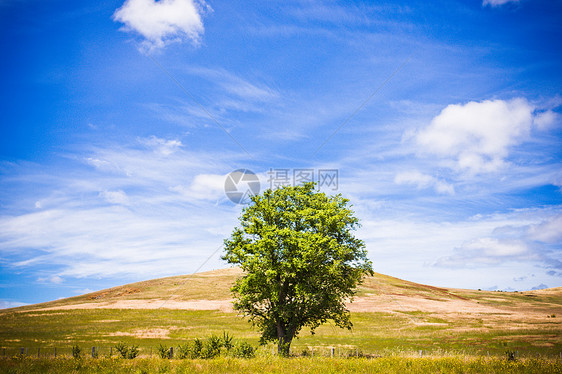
[
  {"left": 483, "top": 0, "right": 520, "bottom": 7},
  {"left": 434, "top": 214, "right": 562, "bottom": 271},
  {"left": 394, "top": 170, "right": 454, "bottom": 195},
  {"left": 0, "top": 300, "right": 28, "bottom": 309},
  {"left": 0, "top": 136, "right": 242, "bottom": 281}
]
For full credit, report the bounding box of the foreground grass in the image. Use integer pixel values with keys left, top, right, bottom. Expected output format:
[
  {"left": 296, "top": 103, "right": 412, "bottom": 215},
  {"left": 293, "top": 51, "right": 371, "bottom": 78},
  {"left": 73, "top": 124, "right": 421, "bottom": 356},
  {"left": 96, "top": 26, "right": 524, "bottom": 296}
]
[{"left": 1, "top": 356, "right": 561, "bottom": 374}]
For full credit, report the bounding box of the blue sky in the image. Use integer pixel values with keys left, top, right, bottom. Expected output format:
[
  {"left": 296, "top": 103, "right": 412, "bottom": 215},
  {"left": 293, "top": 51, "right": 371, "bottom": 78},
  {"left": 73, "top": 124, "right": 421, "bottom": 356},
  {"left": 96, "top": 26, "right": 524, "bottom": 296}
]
[{"left": 1, "top": 0, "right": 561, "bottom": 308}]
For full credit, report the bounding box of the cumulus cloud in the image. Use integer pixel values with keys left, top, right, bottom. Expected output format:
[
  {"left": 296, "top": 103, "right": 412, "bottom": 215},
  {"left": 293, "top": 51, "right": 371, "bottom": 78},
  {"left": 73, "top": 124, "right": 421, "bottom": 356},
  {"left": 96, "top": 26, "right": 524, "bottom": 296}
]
[
  {"left": 394, "top": 170, "right": 454, "bottom": 195},
  {"left": 416, "top": 98, "right": 549, "bottom": 174},
  {"left": 483, "top": 0, "right": 519, "bottom": 6},
  {"left": 113, "top": 0, "right": 209, "bottom": 52}
]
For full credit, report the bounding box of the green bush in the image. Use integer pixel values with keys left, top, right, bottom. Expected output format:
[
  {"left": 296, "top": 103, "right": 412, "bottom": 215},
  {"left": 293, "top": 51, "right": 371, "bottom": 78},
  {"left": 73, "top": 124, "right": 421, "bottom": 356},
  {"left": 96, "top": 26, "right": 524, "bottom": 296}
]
[
  {"left": 191, "top": 338, "right": 203, "bottom": 359},
  {"left": 114, "top": 342, "right": 139, "bottom": 359},
  {"left": 222, "top": 331, "right": 234, "bottom": 351},
  {"left": 200, "top": 335, "right": 222, "bottom": 359},
  {"left": 71, "top": 345, "right": 81, "bottom": 359},
  {"left": 153, "top": 333, "right": 254, "bottom": 360},
  {"left": 176, "top": 343, "right": 190, "bottom": 359},
  {"left": 231, "top": 341, "right": 255, "bottom": 358},
  {"left": 156, "top": 344, "right": 170, "bottom": 359}
]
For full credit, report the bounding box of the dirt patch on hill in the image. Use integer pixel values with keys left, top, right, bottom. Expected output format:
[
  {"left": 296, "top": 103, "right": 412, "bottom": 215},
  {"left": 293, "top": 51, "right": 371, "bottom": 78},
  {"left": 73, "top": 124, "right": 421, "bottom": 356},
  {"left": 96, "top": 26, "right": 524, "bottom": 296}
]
[
  {"left": 36, "top": 299, "right": 234, "bottom": 312},
  {"left": 109, "top": 328, "right": 171, "bottom": 339}
]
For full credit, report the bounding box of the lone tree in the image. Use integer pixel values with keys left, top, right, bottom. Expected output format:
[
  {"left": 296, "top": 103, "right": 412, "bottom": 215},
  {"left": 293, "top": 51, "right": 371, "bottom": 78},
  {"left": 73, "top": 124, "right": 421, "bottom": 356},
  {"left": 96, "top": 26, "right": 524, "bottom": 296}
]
[{"left": 222, "top": 182, "right": 373, "bottom": 355}]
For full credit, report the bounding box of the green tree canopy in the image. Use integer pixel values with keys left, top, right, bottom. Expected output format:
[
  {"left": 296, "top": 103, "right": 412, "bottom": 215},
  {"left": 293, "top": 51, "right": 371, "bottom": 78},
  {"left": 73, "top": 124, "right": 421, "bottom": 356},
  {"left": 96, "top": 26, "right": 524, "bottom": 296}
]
[{"left": 222, "top": 183, "right": 373, "bottom": 355}]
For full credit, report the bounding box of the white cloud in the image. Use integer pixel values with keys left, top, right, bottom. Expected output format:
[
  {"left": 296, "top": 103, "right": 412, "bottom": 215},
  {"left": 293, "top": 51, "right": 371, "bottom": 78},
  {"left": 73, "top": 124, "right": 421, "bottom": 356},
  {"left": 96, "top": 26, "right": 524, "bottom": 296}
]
[
  {"left": 433, "top": 213, "right": 562, "bottom": 271},
  {"left": 139, "top": 136, "right": 183, "bottom": 156},
  {"left": 394, "top": 170, "right": 454, "bottom": 195},
  {"left": 416, "top": 98, "right": 540, "bottom": 174},
  {"left": 113, "top": 0, "right": 209, "bottom": 52},
  {"left": 0, "top": 300, "right": 29, "bottom": 309},
  {"left": 99, "top": 190, "right": 130, "bottom": 205},
  {"left": 435, "top": 237, "right": 535, "bottom": 267},
  {"left": 530, "top": 283, "right": 549, "bottom": 290},
  {"left": 533, "top": 110, "right": 558, "bottom": 130},
  {"left": 527, "top": 215, "right": 562, "bottom": 244},
  {"left": 483, "top": 0, "right": 519, "bottom": 7},
  {"left": 37, "top": 275, "right": 64, "bottom": 284},
  {"left": 353, "top": 205, "right": 562, "bottom": 290},
  {"left": 465, "top": 237, "right": 529, "bottom": 257},
  {"left": 0, "top": 136, "right": 242, "bottom": 279},
  {"left": 171, "top": 173, "right": 226, "bottom": 201},
  {"left": 182, "top": 67, "right": 281, "bottom": 113}
]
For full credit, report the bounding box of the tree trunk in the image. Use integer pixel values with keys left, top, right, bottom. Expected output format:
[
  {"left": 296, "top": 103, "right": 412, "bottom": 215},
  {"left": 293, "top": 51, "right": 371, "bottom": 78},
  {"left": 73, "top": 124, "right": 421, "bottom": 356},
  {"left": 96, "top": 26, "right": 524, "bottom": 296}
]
[
  {"left": 276, "top": 322, "right": 293, "bottom": 356},
  {"left": 277, "top": 335, "right": 292, "bottom": 356}
]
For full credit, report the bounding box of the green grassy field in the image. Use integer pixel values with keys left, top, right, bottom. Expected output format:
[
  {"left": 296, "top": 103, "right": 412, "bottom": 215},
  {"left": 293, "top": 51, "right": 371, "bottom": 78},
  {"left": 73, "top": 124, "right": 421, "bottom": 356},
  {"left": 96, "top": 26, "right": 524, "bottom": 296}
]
[
  {"left": 0, "top": 308, "right": 560, "bottom": 358},
  {"left": 1, "top": 356, "right": 561, "bottom": 374}
]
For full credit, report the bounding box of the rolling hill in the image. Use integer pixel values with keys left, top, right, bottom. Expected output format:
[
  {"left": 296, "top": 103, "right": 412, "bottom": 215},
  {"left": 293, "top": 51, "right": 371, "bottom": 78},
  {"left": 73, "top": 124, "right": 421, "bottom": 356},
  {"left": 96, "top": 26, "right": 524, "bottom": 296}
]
[{"left": 1, "top": 268, "right": 561, "bottom": 357}]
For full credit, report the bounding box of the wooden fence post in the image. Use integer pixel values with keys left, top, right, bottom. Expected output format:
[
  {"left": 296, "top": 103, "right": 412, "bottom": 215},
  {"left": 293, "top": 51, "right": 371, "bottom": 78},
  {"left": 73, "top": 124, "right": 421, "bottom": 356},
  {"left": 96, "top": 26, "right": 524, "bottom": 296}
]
[
  {"left": 54, "top": 347, "right": 57, "bottom": 358},
  {"left": 37, "top": 348, "right": 40, "bottom": 358},
  {"left": 331, "top": 347, "right": 334, "bottom": 358}
]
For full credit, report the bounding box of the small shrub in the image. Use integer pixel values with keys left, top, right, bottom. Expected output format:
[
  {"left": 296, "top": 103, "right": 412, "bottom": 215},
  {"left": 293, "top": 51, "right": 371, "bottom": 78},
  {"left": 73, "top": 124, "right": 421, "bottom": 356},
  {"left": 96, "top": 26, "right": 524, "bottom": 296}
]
[
  {"left": 156, "top": 344, "right": 170, "bottom": 359},
  {"left": 231, "top": 341, "right": 255, "bottom": 358},
  {"left": 200, "top": 336, "right": 222, "bottom": 359},
  {"left": 71, "top": 345, "right": 81, "bottom": 359},
  {"left": 114, "top": 342, "right": 139, "bottom": 359},
  {"left": 551, "top": 314, "right": 556, "bottom": 318},
  {"left": 222, "top": 331, "right": 234, "bottom": 351},
  {"left": 191, "top": 338, "right": 203, "bottom": 359},
  {"left": 127, "top": 345, "right": 139, "bottom": 359},
  {"left": 114, "top": 342, "right": 128, "bottom": 358},
  {"left": 177, "top": 343, "right": 190, "bottom": 359},
  {"left": 505, "top": 350, "right": 517, "bottom": 361}
]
